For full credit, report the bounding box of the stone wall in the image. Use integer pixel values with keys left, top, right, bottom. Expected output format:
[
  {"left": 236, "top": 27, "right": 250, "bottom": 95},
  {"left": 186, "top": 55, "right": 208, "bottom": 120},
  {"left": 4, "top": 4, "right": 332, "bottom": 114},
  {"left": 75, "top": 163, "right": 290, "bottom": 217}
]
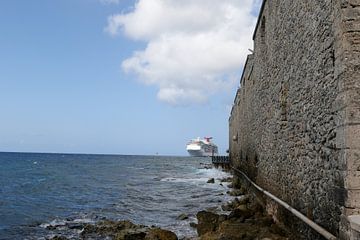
[{"left": 229, "top": 0, "right": 360, "bottom": 239}]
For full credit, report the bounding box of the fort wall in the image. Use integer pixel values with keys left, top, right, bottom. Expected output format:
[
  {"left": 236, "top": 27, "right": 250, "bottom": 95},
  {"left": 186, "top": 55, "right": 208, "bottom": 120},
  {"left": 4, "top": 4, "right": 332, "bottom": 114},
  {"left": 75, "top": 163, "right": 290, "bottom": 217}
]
[{"left": 229, "top": 1, "right": 360, "bottom": 239}]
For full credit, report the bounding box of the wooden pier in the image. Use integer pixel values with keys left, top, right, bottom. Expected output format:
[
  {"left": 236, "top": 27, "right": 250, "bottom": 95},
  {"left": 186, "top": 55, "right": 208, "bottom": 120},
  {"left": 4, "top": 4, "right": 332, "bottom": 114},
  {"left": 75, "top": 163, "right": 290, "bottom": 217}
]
[{"left": 211, "top": 155, "right": 230, "bottom": 169}]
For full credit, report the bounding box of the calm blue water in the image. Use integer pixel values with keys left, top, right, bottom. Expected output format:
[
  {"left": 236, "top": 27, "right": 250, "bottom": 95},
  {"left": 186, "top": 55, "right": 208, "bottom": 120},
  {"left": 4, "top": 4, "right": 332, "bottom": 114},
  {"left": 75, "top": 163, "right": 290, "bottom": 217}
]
[{"left": 0, "top": 152, "right": 231, "bottom": 239}]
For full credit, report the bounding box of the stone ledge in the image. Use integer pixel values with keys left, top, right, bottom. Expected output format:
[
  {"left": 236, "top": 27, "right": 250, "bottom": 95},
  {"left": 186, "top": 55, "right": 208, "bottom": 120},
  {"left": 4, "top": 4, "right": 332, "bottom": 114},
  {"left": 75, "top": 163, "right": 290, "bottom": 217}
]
[{"left": 348, "top": 215, "right": 360, "bottom": 239}]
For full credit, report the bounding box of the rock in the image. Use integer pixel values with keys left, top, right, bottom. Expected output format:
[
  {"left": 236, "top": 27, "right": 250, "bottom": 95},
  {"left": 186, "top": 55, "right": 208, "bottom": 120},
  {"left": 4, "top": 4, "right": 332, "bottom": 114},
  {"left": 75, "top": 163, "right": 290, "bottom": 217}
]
[
  {"left": 145, "top": 228, "right": 178, "bottom": 240},
  {"left": 177, "top": 213, "right": 188, "bottom": 220},
  {"left": 228, "top": 207, "right": 253, "bottom": 220},
  {"left": 205, "top": 206, "right": 218, "bottom": 212},
  {"left": 80, "top": 220, "right": 178, "bottom": 240},
  {"left": 220, "top": 177, "right": 233, "bottom": 182},
  {"left": 67, "top": 223, "right": 84, "bottom": 230},
  {"left": 257, "top": 216, "right": 273, "bottom": 227},
  {"left": 207, "top": 178, "right": 215, "bottom": 184},
  {"left": 218, "top": 214, "right": 227, "bottom": 223},
  {"left": 236, "top": 204, "right": 248, "bottom": 212},
  {"left": 122, "top": 230, "right": 147, "bottom": 240},
  {"left": 221, "top": 203, "right": 232, "bottom": 211},
  {"left": 237, "top": 194, "right": 251, "bottom": 205},
  {"left": 196, "top": 211, "right": 220, "bottom": 236},
  {"left": 189, "top": 222, "right": 197, "bottom": 228},
  {"left": 227, "top": 188, "right": 245, "bottom": 196},
  {"left": 50, "top": 236, "right": 68, "bottom": 240}
]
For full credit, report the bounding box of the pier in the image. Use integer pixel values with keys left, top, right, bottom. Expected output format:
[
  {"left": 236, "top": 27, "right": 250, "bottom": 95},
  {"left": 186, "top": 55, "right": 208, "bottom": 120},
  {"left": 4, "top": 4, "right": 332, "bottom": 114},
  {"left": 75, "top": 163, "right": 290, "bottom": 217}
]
[{"left": 211, "top": 155, "right": 230, "bottom": 169}]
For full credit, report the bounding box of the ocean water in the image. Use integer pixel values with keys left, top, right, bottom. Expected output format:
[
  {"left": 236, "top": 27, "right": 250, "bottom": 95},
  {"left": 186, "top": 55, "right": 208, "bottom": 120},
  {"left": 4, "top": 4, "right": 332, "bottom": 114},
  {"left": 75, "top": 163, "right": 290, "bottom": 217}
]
[{"left": 0, "top": 152, "right": 232, "bottom": 239}]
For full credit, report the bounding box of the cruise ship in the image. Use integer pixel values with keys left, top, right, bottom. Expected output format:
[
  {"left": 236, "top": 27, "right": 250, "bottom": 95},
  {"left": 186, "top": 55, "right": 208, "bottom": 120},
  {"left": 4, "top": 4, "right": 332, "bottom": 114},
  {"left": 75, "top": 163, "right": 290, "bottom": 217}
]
[{"left": 186, "top": 137, "right": 219, "bottom": 157}]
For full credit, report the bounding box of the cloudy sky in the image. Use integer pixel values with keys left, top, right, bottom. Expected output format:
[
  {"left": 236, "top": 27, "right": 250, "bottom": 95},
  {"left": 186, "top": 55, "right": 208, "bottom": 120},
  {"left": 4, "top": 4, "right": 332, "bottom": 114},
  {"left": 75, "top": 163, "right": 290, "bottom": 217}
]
[{"left": 0, "top": 0, "right": 261, "bottom": 155}]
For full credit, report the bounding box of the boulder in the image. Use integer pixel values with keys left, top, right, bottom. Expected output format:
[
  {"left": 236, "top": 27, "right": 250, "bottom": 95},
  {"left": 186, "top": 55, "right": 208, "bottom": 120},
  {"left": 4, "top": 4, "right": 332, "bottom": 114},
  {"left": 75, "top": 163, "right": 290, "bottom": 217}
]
[
  {"left": 227, "top": 188, "right": 245, "bottom": 196},
  {"left": 207, "top": 178, "right": 215, "bottom": 184},
  {"left": 228, "top": 207, "right": 253, "bottom": 220},
  {"left": 145, "top": 228, "right": 178, "bottom": 240},
  {"left": 80, "top": 220, "right": 178, "bottom": 240},
  {"left": 189, "top": 222, "right": 197, "bottom": 228},
  {"left": 196, "top": 211, "right": 220, "bottom": 236},
  {"left": 177, "top": 213, "right": 188, "bottom": 220},
  {"left": 50, "top": 236, "right": 68, "bottom": 240},
  {"left": 220, "top": 177, "right": 233, "bottom": 182}
]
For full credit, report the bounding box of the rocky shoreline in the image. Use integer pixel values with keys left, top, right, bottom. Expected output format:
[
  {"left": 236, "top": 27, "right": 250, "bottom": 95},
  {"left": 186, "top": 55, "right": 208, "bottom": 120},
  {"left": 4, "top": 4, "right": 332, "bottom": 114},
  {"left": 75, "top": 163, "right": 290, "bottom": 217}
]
[{"left": 49, "top": 169, "right": 291, "bottom": 240}]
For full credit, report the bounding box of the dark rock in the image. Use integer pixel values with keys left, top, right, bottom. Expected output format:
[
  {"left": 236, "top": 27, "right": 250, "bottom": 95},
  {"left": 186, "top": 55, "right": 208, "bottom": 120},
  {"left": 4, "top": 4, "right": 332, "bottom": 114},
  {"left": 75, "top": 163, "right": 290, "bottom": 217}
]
[
  {"left": 177, "top": 213, "right": 188, "bottom": 220},
  {"left": 67, "top": 223, "right": 84, "bottom": 230},
  {"left": 145, "top": 228, "right": 177, "bottom": 240},
  {"left": 220, "top": 177, "right": 233, "bottom": 182},
  {"left": 80, "top": 219, "right": 178, "bottom": 240},
  {"left": 123, "top": 230, "right": 147, "bottom": 240},
  {"left": 218, "top": 214, "right": 227, "bottom": 223},
  {"left": 237, "top": 194, "right": 251, "bottom": 205},
  {"left": 228, "top": 207, "right": 253, "bottom": 220},
  {"left": 207, "top": 178, "right": 215, "bottom": 184},
  {"left": 189, "top": 222, "right": 197, "bottom": 228},
  {"left": 227, "top": 188, "right": 245, "bottom": 196},
  {"left": 256, "top": 216, "right": 273, "bottom": 227},
  {"left": 50, "top": 236, "right": 68, "bottom": 240},
  {"left": 196, "top": 211, "right": 219, "bottom": 236}
]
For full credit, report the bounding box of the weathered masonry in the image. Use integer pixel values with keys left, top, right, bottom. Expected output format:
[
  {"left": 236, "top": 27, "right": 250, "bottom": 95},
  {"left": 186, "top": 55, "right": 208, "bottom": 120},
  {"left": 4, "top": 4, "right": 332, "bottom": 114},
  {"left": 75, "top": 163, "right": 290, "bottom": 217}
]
[{"left": 229, "top": 0, "right": 360, "bottom": 239}]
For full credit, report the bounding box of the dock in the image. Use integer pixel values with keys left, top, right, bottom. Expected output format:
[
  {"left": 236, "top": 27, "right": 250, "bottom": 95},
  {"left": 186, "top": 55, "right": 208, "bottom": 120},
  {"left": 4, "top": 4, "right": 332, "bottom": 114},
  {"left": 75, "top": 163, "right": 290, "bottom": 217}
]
[{"left": 211, "top": 155, "right": 230, "bottom": 169}]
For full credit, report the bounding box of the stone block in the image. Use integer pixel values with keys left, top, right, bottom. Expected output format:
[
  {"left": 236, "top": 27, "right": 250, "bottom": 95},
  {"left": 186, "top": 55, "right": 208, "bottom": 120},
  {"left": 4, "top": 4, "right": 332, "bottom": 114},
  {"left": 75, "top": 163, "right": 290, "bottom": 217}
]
[
  {"left": 344, "top": 149, "right": 360, "bottom": 171},
  {"left": 348, "top": 215, "right": 360, "bottom": 239},
  {"left": 345, "top": 189, "right": 360, "bottom": 208},
  {"left": 345, "top": 124, "right": 360, "bottom": 149},
  {"left": 336, "top": 125, "right": 347, "bottom": 149},
  {"left": 343, "top": 207, "right": 360, "bottom": 216},
  {"left": 336, "top": 125, "right": 360, "bottom": 149},
  {"left": 345, "top": 106, "right": 360, "bottom": 124},
  {"left": 344, "top": 171, "right": 360, "bottom": 189}
]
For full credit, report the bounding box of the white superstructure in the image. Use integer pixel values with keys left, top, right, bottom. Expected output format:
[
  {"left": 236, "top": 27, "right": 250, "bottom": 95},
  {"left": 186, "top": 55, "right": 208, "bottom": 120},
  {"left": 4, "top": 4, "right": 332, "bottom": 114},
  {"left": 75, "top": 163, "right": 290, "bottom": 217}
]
[{"left": 186, "top": 137, "right": 219, "bottom": 157}]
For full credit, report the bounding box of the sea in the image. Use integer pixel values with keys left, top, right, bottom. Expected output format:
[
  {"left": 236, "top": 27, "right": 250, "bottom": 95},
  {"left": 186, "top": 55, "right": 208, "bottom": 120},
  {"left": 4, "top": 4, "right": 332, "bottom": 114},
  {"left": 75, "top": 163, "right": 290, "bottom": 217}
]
[{"left": 0, "top": 152, "right": 232, "bottom": 240}]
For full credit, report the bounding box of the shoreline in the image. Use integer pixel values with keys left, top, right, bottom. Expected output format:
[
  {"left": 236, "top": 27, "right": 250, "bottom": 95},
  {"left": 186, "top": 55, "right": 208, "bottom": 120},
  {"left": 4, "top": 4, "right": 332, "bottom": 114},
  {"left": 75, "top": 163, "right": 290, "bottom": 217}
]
[{"left": 47, "top": 165, "right": 292, "bottom": 240}]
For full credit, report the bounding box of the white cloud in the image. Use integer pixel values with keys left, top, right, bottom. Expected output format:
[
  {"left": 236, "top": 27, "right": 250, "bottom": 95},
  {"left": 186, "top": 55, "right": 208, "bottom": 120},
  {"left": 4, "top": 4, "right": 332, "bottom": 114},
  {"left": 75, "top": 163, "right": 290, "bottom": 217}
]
[{"left": 106, "top": 0, "right": 261, "bottom": 105}]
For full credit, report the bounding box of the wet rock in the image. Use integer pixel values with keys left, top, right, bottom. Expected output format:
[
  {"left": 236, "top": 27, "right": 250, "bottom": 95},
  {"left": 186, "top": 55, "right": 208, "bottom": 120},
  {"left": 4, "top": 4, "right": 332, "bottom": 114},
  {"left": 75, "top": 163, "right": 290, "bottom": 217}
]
[
  {"left": 227, "top": 188, "right": 245, "bottom": 196},
  {"left": 228, "top": 207, "right": 253, "bottom": 220},
  {"left": 145, "top": 228, "right": 177, "bottom": 240},
  {"left": 207, "top": 178, "right": 215, "bottom": 184},
  {"left": 67, "top": 223, "right": 84, "bottom": 230},
  {"left": 122, "top": 230, "right": 147, "bottom": 240},
  {"left": 221, "top": 200, "right": 238, "bottom": 211},
  {"left": 189, "top": 222, "right": 197, "bottom": 228},
  {"left": 237, "top": 194, "right": 251, "bottom": 205},
  {"left": 177, "top": 213, "right": 188, "bottom": 220},
  {"left": 218, "top": 214, "right": 227, "bottom": 223},
  {"left": 196, "top": 211, "right": 219, "bottom": 236},
  {"left": 50, "top": 236, "right": 68, "bottom": 240},
  {"left": 256, "top": 216, "right": 273, "bottom": 227},
  {"left": 220, "top": 177, "right": 232, "bottom": 182},
  {"left": 205, "top": 206, "right": 218, "bottom": 212},
  {"left": 80, "top": 220, "right": 178, "bottom": 240}
]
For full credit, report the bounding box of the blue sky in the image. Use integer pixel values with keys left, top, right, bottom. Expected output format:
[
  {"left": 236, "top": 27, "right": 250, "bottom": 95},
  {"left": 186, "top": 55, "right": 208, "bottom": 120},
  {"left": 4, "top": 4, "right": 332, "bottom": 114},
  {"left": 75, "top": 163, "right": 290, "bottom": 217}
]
[{"left": 0, "top": 0, "right": 260, "bottom": 155}]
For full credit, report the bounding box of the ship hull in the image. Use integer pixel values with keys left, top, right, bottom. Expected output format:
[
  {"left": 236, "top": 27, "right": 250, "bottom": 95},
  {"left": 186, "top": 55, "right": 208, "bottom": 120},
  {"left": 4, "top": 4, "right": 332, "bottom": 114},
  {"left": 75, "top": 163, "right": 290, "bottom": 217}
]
[
  {"left": 186, "top": 142, "right": 218, "bottom": 157},
  {"left": 187, "top": 149, "right": 218, "bottom": 157}
]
